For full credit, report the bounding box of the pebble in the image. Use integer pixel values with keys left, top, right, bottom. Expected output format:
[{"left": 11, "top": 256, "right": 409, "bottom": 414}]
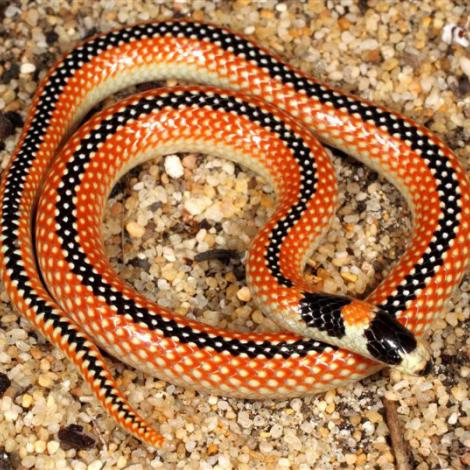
[
  {"left": 442, "top": 24, "right": 469, "bottom": 47},
  {"left": 126, "top": 221, "right": 145, "bottom": 238},
  {"left": 87, "top": 461, "right": 103, "bottom": 470},
  {"left": 46, "top": 31, "right": 59, "bottom": 45},
  {"left": 58, "top": 425, "right": 96, "bottom": 450},
  {"left": 0, "top": 449, "right": 13, "bottom": 470},
  {"left": 0, "top": 373, "right": 11, "bottom": 398},
  {"left": 270, "top": 424, "right": 283, "bottom": 439},
  {"left": 447, "top": 413, "right": 458, "bottom": 425},
  {"left": 451, "top": 386, "right": 467, "bottom": 402},
  {"left": 184, "top": 196, "right": 212, "bottom": 216},
  {"left": 207, "top": 395, "right": 218, "bottom": 405},
  {"left": 21, "top": 394, "right": 33, "bottom": 408},
  {"left": 4, "top": 111, "right": 22, "bottom": 129},
  {"left": 46, "top": 440, "right": 60, "bottom": 455},
  {"left": 345, "top": 454, "right": 357, "bottom": 465},
  {"left": 341, "top": 271, "right": 358, "bottom": 283},
  {"left": 0, "top": 113, "right": 13, "bottom": 140},
  {"left": 362, "top": 421, "right": 375, "bottom": 434},
  {"left": 4, "top": 5, "right": 19, "bottom": 18},
  {"left": 259, "top": 441, "right": 272, "bottom": 453},
  {"left": 237, "top": 410, "right": 251, "bottom": 428},
  {"left": 182, "top": 154, "right": 197, "bottom": 169},
  {"left": 19, "top": 63, "right": 36, "bottom": 74},
  {"left": 25, "top": 9, "right": 39, "bottom": 26},
  {"left": 363, "top": 49, "right": 382, "bottom": 63},
  {"left": 1, "top": 64, "right": 19, "bottom": 83},
  {"left": 34, "top": 440, "right": 46, "bottom": 453},
  {"left": 236, "top": 286, "right": 252, "bottom": 302},
  {"left": 365, "top": 410, "right": 383, "bottom": 423},
  {"left": 460, "top": 56, "right": 470, "bottom": 79},
  {"left": 38, "top": 373, "right": 54, "bottom": 388},
  {"left": 164, "top": 154, "right": 184, "bottom": 179}
]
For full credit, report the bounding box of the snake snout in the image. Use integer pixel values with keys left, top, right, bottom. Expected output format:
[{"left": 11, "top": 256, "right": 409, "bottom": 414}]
[{"left": 394, "top": 338, "right": 433, "bottom": 377}]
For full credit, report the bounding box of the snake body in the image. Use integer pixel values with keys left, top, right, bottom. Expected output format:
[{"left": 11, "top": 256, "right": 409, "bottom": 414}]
[{"left": 1, "top": 21, "right": 469, "bottom": 446}]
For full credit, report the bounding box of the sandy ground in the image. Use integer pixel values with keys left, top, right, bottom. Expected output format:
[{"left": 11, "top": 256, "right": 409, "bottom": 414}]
[{"left": 0, "top": 1, "right": 469, "bottom": 469}]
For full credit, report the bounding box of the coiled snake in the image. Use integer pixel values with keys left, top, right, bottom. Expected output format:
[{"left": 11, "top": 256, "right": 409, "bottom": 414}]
[{"left": 1, "top": 21, "right": 469, "bottom": 446}]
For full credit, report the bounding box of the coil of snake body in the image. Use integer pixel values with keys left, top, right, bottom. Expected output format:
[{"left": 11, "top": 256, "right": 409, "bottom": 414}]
[{"left": 0, "top": 20, "right": 469, "bottom": 447}]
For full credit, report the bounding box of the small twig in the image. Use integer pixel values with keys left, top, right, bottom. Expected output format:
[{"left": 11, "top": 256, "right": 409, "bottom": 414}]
[{"left": 383, "top": 398, "right": 412, "bottom": 470}]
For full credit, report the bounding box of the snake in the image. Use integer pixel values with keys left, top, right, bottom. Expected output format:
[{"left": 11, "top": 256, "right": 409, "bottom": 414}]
[{"left": 1, "top": 20, "right": 469, "bottom": 447}]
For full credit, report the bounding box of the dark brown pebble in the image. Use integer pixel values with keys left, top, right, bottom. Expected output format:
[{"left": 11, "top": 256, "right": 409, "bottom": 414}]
[
  {"left": 58, "top": 424, "right": 96, "bottom": 450},
  {"left": 4, "top": 111, "right": 23, "bottom": 129},
  {"left": 401, "top": 52, "right": 420, "bottom": 70},
  {"left": 248, "top": 177, "right": 258, "bottom": 190},
  {"left": 0, "top": 113, "right": 13, "bottom": 140},
  {"left": 194, "top": 249, "right": 241, "bottom": 263},
  {"left": 440, "top": 353, "right": 466, "bottom": 366},
  {"left": 457, "top": 74, "right": 470, "bottom": 97},
  {"left": 358, "top": 0, "right": 369, "bottom": 14},
  {"left": 0, "top": 3, "right": 7, "bottom": 21},
  {"left": 45, "top": 30, "right": 59, "bottom": 45},
  {"left": 234, "top": 264, "right": 246, "bottom": 281},
  {"left": 1, "top": 64, "right": 20, "bottom": 83},
  {"left": 148, "top": 201, "right": 161, "bottom": 211},
  {"left": 0, "top": 449, "right": 13, "bottom": 470},
  {"left": 199, "top": 219, "right": 211, "bottom": 230},
  {"left": 0, "top": 373, "right": 11, "bottom": 398},
  {"left": 129, "top": 257, "right": 151, "bottom": 271}
]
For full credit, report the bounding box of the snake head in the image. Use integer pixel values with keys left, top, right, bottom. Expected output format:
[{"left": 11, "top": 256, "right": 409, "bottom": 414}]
[
  {"left": 298, "top": 293, "right": 432, "bottom": 376},
  {"left": 364, "top": 307, "right": 432, "bottom": 376}
]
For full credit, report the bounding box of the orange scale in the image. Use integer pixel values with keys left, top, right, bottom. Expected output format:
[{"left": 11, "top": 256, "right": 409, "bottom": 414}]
[{"left": 341, "top": 300, "right": 376, "bottom": 328}]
